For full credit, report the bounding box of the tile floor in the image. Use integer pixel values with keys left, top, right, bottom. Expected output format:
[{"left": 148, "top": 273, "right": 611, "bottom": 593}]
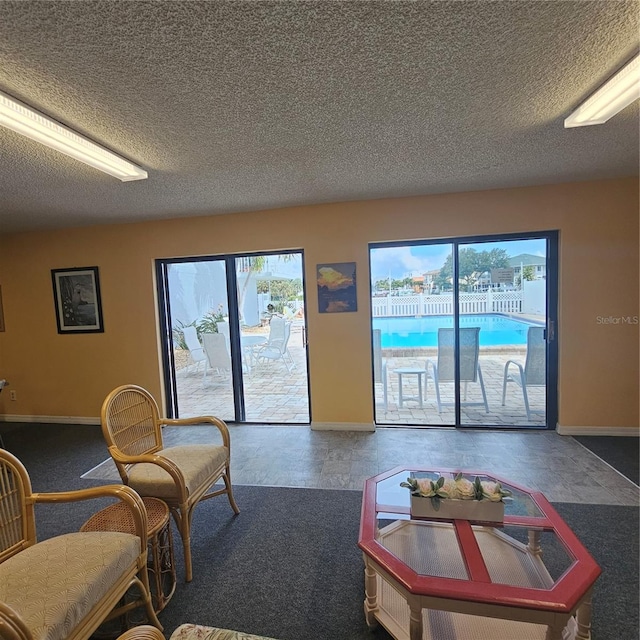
[{"left": 100, "top": 424, "right": 639, "bottom": 507}]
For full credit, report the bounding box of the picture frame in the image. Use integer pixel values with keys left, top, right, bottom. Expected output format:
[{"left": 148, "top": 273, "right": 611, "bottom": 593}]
[
  {"left": 51, "top": 266, "right": 104, "bottom": 334},
  {"left": 317, "top": 262, "right": 357, "bottom": 313}
]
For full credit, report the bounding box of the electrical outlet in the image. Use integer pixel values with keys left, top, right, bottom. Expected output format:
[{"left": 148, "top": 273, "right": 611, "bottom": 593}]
[{"left": 9, "top": 390, "right": 17, "bottom": 401}]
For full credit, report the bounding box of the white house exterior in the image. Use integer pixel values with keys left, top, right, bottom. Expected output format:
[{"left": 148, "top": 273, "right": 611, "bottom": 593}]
[{"left": 509, "top": 253, "right": 546, "bottom": 280}]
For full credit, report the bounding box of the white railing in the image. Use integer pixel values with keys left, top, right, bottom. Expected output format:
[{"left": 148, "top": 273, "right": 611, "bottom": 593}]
[{"left": 371, "top": 291, "right": 522, "bottom": 317}]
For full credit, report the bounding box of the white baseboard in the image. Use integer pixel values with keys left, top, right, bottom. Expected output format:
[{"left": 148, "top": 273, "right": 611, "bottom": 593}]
[
  {"left": 311, "top": 421, "right": 375, "bottom": 432},
  {"left": 1, "top": 415, "right": 635, "bottom": 437},
  {"left": 557, "top": 424, "right": 639, "bottom": 437},
  {"left": 0, "top": 414, "right": 100, "bottom": 426}
]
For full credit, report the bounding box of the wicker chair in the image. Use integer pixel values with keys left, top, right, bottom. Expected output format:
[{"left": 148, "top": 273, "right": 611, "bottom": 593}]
[
  {"left": 117, "top": 627, "right": 166, "bottom": 640},
  {"left": 0, "top": 448, "right": 162, "bottom": 640},
  {"left": 101, "top": 384, "right": 240, "bottom": 582}
]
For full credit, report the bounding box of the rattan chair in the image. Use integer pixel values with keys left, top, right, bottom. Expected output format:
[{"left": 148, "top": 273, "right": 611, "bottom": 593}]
[
  {"left": 101, "top": 384, "right": 240, "bottom": 582},
  {"left": 0, "top": 448, "right": 162, "bottom": 640},
  {"left": 117, "top": 626, "right": 166, "bottom": 640}
]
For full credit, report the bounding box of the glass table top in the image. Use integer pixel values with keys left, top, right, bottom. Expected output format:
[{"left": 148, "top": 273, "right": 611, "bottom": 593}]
[{"left": 359, "top": 467, "right": 601, "bottom": 608}]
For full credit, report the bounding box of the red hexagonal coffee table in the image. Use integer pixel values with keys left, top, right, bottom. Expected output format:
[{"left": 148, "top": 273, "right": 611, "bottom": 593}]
[{"left": 358, "top": 467, "right": 601, "bottom": 640}]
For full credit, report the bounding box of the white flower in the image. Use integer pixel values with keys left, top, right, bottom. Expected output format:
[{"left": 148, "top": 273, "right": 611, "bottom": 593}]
[
  {"left": 416, "top": 478, "right": 435, "bottom": 497},
  {"left": 480, "top": 481, "right": 504, "bottom": 502},
  {"left": 455, "top": 477, "right": 476, "bottom": 500},
  {"left": 441, "top": 478, "right": 458, "bottom": 499}
]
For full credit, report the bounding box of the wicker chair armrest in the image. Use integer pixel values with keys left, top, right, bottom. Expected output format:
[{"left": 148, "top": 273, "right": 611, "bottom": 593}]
[
  {"left": 161, "top": 415, "right": 231, "bottom": 449},
  {"left": 109, "top": 449, "right": 187, "bottom": 488},
  {"left": 0, "top": 601, "right": 32, "bottom": 640},
  {"left": 31, "top": 485, "right": 148, "bottom": 551},
  {"left": 116, "top": 626, "right": 165, "bottom": 640}
]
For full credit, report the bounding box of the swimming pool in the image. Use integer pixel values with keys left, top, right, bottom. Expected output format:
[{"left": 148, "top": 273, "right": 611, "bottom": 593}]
[{"left": 373, "top": 314, "right": 543, "bottom": 348}]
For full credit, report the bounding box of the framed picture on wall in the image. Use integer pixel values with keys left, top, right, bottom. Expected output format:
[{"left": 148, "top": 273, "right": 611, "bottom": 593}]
[
  {"left": 317, "top": 262, "right": 357, "bottom": 313},
  {"left": 51, "top": 266, "right": 104, "bottom": 334}
]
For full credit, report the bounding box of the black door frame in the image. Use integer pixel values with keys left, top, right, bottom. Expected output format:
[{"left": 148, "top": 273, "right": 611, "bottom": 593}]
[
  {"left": 369, "top": 230, "right": 558, "bottom": 429},
  {"left": 156, "top": 249, "right": 311, "bottom": 423}
]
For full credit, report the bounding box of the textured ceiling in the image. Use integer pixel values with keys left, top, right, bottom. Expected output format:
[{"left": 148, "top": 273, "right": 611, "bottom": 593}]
[{"left": 0, "top": 0, "right": 638, "bottom": 234}]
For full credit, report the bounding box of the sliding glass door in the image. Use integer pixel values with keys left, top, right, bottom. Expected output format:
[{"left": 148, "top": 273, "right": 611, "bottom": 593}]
[
  {"left": 370, "top": 232, "right": 557, "bottom": 428},
  {"left": 157, "top": 251, "right": 310, "bottom": 423}
]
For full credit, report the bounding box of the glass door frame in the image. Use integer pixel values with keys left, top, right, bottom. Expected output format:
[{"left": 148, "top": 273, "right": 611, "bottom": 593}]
[
  {"left": 156, "top": 249, "right": 311, "bottom": 423},
  {"left": 369, "top": 230, "right": 558, "bottom": 429}
]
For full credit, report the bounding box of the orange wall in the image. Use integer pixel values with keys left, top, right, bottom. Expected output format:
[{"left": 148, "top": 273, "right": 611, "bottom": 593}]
[{"left": 0, "top": 177, "right": 638, "bottom": 430}]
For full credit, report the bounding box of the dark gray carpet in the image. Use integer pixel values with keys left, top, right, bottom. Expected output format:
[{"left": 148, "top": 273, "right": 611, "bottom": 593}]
[
  {"left": 1, "top": 423, "right": 638, "bottom": 640},
  {"left": 574, "top": 436, "right": 639, "bottom": 485},
  {"left": 156, "top": 486, "right": 638, "bottom": 640}
]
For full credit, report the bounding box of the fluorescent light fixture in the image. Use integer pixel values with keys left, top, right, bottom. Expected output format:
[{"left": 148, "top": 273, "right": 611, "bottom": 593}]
[
  {"left": 564, "top": 54, "right": 640, "bottom": 128},
  {"left": 0, "top": 89, "right": 147, "bottom": 181}
]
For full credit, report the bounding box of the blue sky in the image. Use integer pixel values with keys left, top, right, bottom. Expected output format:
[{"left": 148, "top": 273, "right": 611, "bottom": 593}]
[
  {"left": 253, "top": 240, "right": 547, "bottom": 283},
  {"left": 370, "top": 239, "right": 547, "bottom": 282}
]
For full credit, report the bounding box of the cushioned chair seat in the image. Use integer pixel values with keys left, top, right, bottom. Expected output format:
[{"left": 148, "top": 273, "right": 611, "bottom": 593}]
[
  {"left": 127, "top": 445, "right": 228, "bottom": 500},
  {"left": 170, "top": 624, "right": 278, "bottom": 640},
  {"left": 0, "top": 532, "right": 140, "bottom": 640}
]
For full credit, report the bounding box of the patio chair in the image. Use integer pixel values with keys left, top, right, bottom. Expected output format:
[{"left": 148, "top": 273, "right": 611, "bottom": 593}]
[
  {"left": 101, "top": 384, "right": 240, "bottom": 582},
  {"left": 425, "top": 327, "right": 489, "bottom": 413},
  {"left": 217, "top": 320, "right": 231, "bottom": 347},
  {"left": 182, "top": 326, "right": 208, "bottom": 376},
  {"left": 502, "top": 326, "right": 546, "bottom": 420},
  {"left": 0, "top": 448, "right": 162, "bottom": 640},
  {"left": 372, "top": 329, "right": 388, "bottom": 410},
  {"left": 202, "top": 332, "right": 231, "bottom": 378},
  {"left": 254, "top": 317, "right": 295, "bottom": 371}
]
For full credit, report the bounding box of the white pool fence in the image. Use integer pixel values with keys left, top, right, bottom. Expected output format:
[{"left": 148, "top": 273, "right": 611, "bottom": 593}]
[{"left": 371, "top": 290, "right": 525, "bottom": 317}]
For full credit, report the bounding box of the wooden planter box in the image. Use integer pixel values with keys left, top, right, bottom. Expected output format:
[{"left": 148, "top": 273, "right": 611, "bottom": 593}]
[{"left": 410, "top": 495, "right": 504, "bottom": 523}]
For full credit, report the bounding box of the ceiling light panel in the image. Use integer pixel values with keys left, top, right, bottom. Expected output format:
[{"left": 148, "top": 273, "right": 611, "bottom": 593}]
[
  {"left": 564, "top": 54, "right": 640, "bottom": 128},
  {"left": 0, "top": 90, "right": 147, "bottom": 181}
]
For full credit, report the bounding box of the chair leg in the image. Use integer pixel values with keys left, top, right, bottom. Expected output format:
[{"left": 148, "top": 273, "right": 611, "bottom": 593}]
[
  {"left": 382, "top": 363, "right": 388, "bottom": 410},
  {"left": 477, "top": 364, "right": 490, "bottom": 413},
  {"left": 183, "top": 507, "right": 196, "bottom": 583},
  {"left": 223, "top": 470, "right": 240, "bottom": 514},
  {"left": 171, "top": 505, "right": 193, "bottom": 583},
  {"left": 135, "top": 565, "right": 164, "bottom": 630},
  {"left": 425, "top": 361, "right": 442, "bottom": 412},
  {"left": 522, "top": 384, "right": 532, "bottom": 421},
  {"left": 433, "top": 371, "right": 442, "bottom": 413},
  {"left": 284, "top": 350, "right": 295, "bottom": 371}
]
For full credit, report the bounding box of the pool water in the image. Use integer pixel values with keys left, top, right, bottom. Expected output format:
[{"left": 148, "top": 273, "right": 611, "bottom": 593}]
[{"left": 373, "top": 314, "right": 543, "bottom": 348}]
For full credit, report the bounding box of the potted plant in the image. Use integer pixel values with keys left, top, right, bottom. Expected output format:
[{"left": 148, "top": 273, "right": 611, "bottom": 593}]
[
  {"left": 196, "top": 305, "right": 227, "bottom": 336},
  {"left": 400, "top": 473, "right": 511, "bottom": 522}
]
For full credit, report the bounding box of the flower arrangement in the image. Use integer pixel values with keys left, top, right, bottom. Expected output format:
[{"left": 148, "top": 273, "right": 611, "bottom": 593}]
[{"left": 401, "top": 473, "right": 511, "bottom": 512}]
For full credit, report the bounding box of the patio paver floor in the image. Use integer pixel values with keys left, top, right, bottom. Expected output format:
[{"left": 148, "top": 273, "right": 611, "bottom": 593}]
[{"left": 175, "top": 328, "right": 545, "bottom": 427}]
